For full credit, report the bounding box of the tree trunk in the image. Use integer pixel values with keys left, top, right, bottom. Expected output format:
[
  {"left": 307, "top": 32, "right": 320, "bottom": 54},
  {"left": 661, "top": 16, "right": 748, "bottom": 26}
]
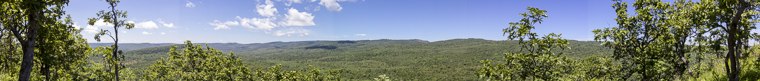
[
  {"left": 18, "top": 41, "right": 34, "bottom": 81},
  {"left": 111, "top": 2, "right": 121, "bottom": 80},
  {"left": 17, "top": 7, "right": 41, "bottom": 81},
  {"left": 727, "top": 2, "right": 747, "bottom": 80},
  {"left": 42, "top": 64, "right": 50, "bottom": 81},
  {"left": 728, "top": 33, "right": 740, "bottom": 81}
]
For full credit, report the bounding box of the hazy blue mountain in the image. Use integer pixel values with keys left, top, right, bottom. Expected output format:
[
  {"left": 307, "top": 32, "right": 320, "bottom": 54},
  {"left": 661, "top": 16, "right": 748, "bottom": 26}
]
[{"left": 89, "top": 43, "right": 175, "bottom": 51}]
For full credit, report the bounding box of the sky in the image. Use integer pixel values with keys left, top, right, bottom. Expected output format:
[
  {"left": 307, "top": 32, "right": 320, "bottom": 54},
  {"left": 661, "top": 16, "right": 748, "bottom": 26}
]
[{"left": 64, "top": 0, "right": 619, "bottom": 43}]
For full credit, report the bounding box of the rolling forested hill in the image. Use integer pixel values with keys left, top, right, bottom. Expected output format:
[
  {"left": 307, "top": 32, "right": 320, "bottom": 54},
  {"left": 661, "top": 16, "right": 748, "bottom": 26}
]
[
  {"left": 89, "top": 43, "right": 174, "bottom": 51},
  {"left": 101, "top": 38, "right": 610, "bottom": 80}
]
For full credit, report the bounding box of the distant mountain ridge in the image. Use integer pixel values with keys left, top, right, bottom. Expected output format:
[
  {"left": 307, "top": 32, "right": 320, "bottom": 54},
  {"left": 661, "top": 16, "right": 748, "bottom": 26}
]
[
  {"left": 89, "top": 39, "right": 432, "bottom": 52},
  {"left": 88, "top": 43, "right": 174, "bottom": 51},
  {"left": 96, "top": 38, "right": 610, "bottom": 80}
]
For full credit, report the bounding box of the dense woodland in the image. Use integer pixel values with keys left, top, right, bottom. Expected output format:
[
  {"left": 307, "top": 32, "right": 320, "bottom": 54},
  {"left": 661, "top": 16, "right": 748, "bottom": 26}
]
[
  {"left": 2, "top": 0, "right": 760, "bottom": 81},
  {"left": 109, "top": 38, "right": 606, "bottom": 80}
]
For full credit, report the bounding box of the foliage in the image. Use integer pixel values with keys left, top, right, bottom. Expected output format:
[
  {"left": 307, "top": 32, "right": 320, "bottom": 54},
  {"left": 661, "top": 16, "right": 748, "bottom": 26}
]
[
  {"left": 118, "top": 39, "right": 606, "bottom": 80},
  {"left": 33, "top": 16, "right": 92, "bottom": 81},
  {"left": 594, "top": 0, "right": 760, "bottom": 80},
  {"left": 690, "top": 0, "right": 759, "bottom": 80},
  {"left": 572, "top": 56, "right": 623, "bottom": 80},
  {"left": 252, "top": 64, "right": 343, "bottom": 81},
  {"left": 0, "top": 0, "right": 72, "bottom": 80},
  {"left": 143, "top": 40, "right": 345, "bottom": 80},
  {"left": 373, "top": 74, "right": 391, "bottom": 81},
  {"left": 477, "top": 7, "right": 577, "bottom": 81},
  {"left": 87, "top": 0, "right": 136, "bottom": 80},
  {"left": 144, "top": 41, "right": 254, "bottom": 80},
  {"left": 593, "top": 0, "right": 698, "bottom": 80}
]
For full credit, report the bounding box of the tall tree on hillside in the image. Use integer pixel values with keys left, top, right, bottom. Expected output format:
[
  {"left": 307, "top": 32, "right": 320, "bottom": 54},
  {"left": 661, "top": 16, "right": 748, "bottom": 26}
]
[
  {"left": 593, "top": 0, "right": 695, "bottom": 80},
  {"left": 691, "top": 0, "right": 759, "bottom": 80},
  {"left": 594, "top": 0, "right": 760, "bottom": 80},
  {"left": 88, "top": 0, "right": 135, "bottom": 80},
  {"left": 0, "top": 0, "right": 70, "bottom": 80},
  {"left": 478, "top": 7, "right": 574, "bottom": 80}
]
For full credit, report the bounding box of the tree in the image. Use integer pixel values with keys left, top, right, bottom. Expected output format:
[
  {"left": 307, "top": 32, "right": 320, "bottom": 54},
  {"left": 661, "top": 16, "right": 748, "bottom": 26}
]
[
  {"left": 72, "top": 46, "right": 138, "bottom": 80},
  {"left": 35, "top": 15, "right": 91, "bottom": 81},
  {"left": 593, "top": 0, "right": 693, "bottom": 80},
  {"left": 478, "top": 7, "right": 574, "bottom": 81},
  {"left": 144, "top": 41, "right": 254, "bottom": 80},
  {"left": 252, "top": 64, "right": 342, "bottom": 81},
  {"left": 88, "top": 0, "right": 135, "bottom": 80},
  {"left": 594, "top": 0, "right": 760, "bottom": 80},
  {"left": 0, "top": 0, "right": 70, "bottom": 80},
  {"left": 574, "top": 56, "right": 623, "bottom": 80},
  {"left": 144, "top": 40, "right": 344, "bottom": 80},
  {"left": 693, "top": 0, "right": 759, "bottom": 80}
]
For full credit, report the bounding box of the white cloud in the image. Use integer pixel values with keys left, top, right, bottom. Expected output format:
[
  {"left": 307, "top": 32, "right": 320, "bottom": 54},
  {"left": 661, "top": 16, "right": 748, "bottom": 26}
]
[
  {"left": 133, "top": 21, "right": 159, "bottom": 29},
  {"left": 185, "top": 1, "right": 196, "bottom": 8},
  {"left": 288, "top": 0, "right": 302, "bottom": 3},
  {"left": 83, "top": 25, "right": 99, "bottom": 34},
  {"left": 158, "top": 20, "right": 175, "bottom": 28},
  {"left": 280, "top": 8, "right": 315, "bottom": 26},
  {"left": 284, "top": 0, "right": 302, "bottom": 6},
  {"left": 91, "top": 19, "right": 114, "bottom": 27},
  {"left": 320, "top": 0, "right": 342, "bottom": 11},
  {"left": 141, "top": 31, "right": 153, "bottom": 35},
  {"left": 160, "top": 32, "right": 166, "bottom": 35},
  {"left": 256, "top": 0, "right": 278, "bottom": 17},
  {"left": 273, "top": 28, "right": 310, "bottom": 37},
  {"left": 84, "top": 19, "right": 114, "bottom": 34},
  {"left": 209, "top": 0, "right": 360, "bottom": 36},
  {"left": 237, "top": 16, "right": 277, "bottom": 30},
  {"left": 355, "top": 34, "right": 367, "bottom": 36},
  {"left": 209, "top": 20, "right": 239, "bottom": 30}
]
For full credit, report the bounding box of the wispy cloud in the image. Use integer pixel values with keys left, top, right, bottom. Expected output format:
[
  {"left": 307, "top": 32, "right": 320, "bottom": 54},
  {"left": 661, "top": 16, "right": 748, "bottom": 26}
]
[
  {"left": 84, "top": 19, "right": 113, "bottom": 34},
  {"left": 185, "top": 1, "right": 196, "bottom": 8},
  {"left": 320, "top": 0, "right": 342, "bottom": 11},
  {"left": 209, "top": 20, "right": 239, "bottom": 30},
  {"left": 273, "top": 28, "right": 310, "bottom": 37},
  {"left": 142, "top": 31, "right": 153, "bottom": 35},
  {"left": 284, "top": 0, "right": 302, "bottom": 6},
  {"left": 355, "top": 34, "right": 367, "bottom": 36},
  {"left": 157, "top": 19, "right": 175, "bottom": 28},
  {"left": 132, "top": 21, "right": 159, "bottom": 29}
]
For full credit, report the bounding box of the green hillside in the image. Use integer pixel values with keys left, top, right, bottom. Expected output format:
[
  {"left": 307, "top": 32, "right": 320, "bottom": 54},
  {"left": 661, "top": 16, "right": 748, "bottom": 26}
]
[{"left": 115, "top": 38, "right": 610, "bottom": 80}]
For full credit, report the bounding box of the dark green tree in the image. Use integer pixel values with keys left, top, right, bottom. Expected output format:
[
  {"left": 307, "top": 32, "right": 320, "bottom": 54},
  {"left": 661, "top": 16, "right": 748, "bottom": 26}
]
[
  {"left": 594, "top": 0, "right": 760, "bottom": 80},
  {"left": 691, "top": 0, "right": 759, "bottom": 80},
  {"left": 593, "top": 0, "right": 694, "bottom": 80},
  {"left": 34, "top": 16, "right": 91, "bottom": 81},
  {"left": 0, "top": 0, "right": 71, "bottom": 80}
]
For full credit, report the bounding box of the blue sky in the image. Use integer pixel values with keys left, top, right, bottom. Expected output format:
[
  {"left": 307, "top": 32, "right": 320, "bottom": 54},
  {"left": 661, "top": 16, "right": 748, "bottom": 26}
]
[{"left": 65, "top": 0, "right": 618, "bottom": 43}]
